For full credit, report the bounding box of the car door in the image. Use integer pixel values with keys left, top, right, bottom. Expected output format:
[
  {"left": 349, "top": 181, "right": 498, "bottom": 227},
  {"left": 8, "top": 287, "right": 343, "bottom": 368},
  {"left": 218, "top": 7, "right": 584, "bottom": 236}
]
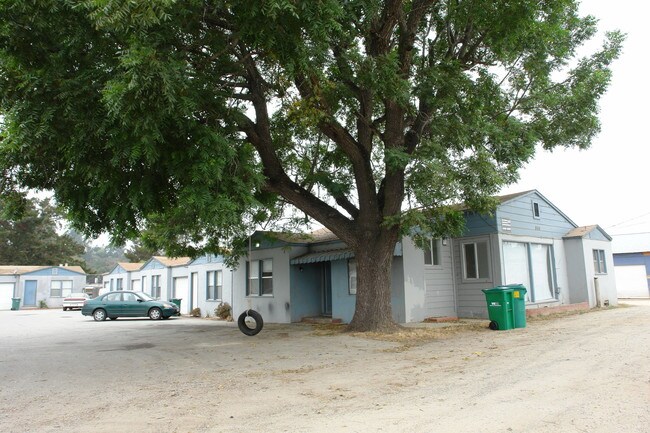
[
  {"left": 102, "top": 292, "right": 122, "bottom": 316},
  {"left": 121, "top": 292, "right": 146, "bottom": 317}
]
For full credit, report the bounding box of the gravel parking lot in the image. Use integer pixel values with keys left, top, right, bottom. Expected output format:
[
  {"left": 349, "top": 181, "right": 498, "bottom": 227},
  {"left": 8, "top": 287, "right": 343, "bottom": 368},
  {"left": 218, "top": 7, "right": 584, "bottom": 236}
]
[{"left": 1, "top": 301, "right": 649, "bottom": 433}]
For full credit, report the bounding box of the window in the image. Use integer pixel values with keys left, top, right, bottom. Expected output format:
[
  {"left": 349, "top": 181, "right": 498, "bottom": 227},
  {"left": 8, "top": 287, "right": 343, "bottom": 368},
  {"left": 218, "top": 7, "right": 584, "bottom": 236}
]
[
  {"left": 532, "top": 201, "right": 541, "bottom": 218},
  {"left": 116, "top": 278, "right": 123, "bottom": 290},
  {"left": 348, "top": 260, "right": 357, "bottom": 295},
  {"left": 424, "top": 239, "right": 440, "bottom": 266},
  {"left": 463, "top": 241, "right": 490, "bottom": 280},
  {"left": 105, "top": 292, "right": 121, "bottom": 301},
  {"left": 246, "top": 259, "right": 273, "bottom": 296},
  {"left": 206, "top": 270, "right": 223, "bottom": 300},
  {"left": 261, "top": 259, "right": 273, "bottom": 295},
  {"left": 151, "top": 275, "right": 161, "bottom": 299},
  {"left": 503, "top": 241, "right": 556, "bottom": 302},
  {"left": 593, "top": 249, "right": 607, "bottom": 274},
  {"left": 50, "top": 280, "right": 73, "bottom": 297}
]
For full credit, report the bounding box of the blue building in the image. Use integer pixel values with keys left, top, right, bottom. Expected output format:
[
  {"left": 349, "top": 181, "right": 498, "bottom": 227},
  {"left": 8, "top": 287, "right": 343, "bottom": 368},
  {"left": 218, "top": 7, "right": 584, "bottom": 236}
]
[{"left": 0, "top": 265, "right": 87, "bottom": 310}]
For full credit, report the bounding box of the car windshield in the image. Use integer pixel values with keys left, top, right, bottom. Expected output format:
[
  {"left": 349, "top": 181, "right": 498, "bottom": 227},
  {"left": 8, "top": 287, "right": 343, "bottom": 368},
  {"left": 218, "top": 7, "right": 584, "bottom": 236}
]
[{"left": 134, "top": 292, "right": 154, "bottom": 301}]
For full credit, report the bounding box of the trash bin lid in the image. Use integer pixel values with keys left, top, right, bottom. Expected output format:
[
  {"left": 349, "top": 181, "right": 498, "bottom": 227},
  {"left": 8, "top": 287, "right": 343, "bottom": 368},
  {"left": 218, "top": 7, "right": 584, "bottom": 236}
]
[
  {"left": 482, "top": 286, "right": 514, "bottom": 294},
  {"left": 503, "top": 284, "right": 527, "bottom": 294}
]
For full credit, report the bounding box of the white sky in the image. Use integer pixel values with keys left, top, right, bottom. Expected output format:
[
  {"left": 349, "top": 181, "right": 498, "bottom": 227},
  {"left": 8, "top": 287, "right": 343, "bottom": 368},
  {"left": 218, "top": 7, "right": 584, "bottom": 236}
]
[{"left": 501, "top": 0, "right": 650, "bottom": 236}]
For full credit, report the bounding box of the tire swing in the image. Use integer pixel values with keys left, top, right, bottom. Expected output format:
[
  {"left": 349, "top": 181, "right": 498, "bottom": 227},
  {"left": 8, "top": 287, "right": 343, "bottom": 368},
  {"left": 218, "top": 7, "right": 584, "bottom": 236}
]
[{"left": 238, "top": 309, "right": 264, "bottom": 336}]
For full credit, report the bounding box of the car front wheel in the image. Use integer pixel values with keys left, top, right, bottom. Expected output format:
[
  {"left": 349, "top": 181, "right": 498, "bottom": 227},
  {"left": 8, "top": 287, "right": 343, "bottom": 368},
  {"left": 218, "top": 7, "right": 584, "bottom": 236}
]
[
  {"left": 93, "top": 309, "right": 107, "bottom": 322},
  {"left": 148, "top": 308, "right": 162, "bottom": 320}
]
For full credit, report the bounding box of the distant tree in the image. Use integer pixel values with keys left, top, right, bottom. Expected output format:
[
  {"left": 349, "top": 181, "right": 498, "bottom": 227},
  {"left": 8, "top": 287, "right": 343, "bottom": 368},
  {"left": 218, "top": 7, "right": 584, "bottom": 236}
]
[
  {"left": 82, "top": 244, "right": 126, "bottom": 274},
  {"left": 0, "top": 196, "right": 85, "bottom": 266},
  {"left": 124, "top": 241, "right": 159, "bottom": 263},
  {"left": 0, "top": 1, "right": 622, "bottom": 331}
]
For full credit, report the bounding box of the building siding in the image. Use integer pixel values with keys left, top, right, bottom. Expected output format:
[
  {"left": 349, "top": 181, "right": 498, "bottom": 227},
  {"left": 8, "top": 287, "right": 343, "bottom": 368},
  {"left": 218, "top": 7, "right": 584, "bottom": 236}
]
[{"left": 496, "top": 192, "right": 576, "bottom": 239}]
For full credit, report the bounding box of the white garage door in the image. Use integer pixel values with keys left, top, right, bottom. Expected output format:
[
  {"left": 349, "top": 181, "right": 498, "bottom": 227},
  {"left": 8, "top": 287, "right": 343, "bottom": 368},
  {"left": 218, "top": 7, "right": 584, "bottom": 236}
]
[
  {"left": 614, "top": 265, "right": 649, "bottom": 298},
  {"left": 0, "top": 283, "right": 15, "bottom": 310},
  {"left": 173, "top": 277, "right": 190, "bottom": 314}
]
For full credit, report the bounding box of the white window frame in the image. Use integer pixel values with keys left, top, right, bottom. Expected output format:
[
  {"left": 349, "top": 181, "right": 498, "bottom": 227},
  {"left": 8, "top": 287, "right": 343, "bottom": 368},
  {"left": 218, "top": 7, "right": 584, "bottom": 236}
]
[
  {"left": 462, "top": 240, "right": 491, "bottom": 281},
  {"left": 593, "top": 249, "right": 607, "bottom": 274},
  {"left": 206, "top": 270, "right": 223, "bottom": 300},
  {"left": 246, "top": 259, "right": 273, "bottom": 297},
  {"left": 348, "top": 260, "right": 357, "bottom": 295},
  {"left": 50, "top": 280, "right": 73, "bottom": 298},
  {"left": 151, "top": 275, "right": 161, "bottom": 299},
  {"left": 532, "top": 201, "right": 541, "bottom": 219},
  {"left": 424, "top": 238, "right": 441, "bottom": 266}
]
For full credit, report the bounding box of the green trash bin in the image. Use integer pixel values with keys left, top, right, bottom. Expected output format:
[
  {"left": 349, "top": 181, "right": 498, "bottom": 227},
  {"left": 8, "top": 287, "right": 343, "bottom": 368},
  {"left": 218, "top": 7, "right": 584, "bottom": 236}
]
[
  {"left": 508, "top": 284, "right": 527, "bottom": 329},
  {"left": 482, "top": 287, "right": 515, "bottom": 330},
  {"left": 11, "top": 298, "right": 21, "bottom": 310},
  {"left": 170, "top": 298, "right": 182, "bottom": 310}
]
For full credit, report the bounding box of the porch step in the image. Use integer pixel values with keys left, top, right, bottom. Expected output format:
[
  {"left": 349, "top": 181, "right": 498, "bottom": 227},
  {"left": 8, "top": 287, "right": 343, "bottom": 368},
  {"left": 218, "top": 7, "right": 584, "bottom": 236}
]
[{"left": 301, "top": 316, "right": 343, "bottom": 325}]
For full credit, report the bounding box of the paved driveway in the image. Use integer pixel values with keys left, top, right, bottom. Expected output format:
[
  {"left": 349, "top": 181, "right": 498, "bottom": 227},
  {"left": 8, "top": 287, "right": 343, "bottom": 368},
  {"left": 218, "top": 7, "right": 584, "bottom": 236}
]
[{"left": 1, "top": 302, "right": 649, "bottom": 433}]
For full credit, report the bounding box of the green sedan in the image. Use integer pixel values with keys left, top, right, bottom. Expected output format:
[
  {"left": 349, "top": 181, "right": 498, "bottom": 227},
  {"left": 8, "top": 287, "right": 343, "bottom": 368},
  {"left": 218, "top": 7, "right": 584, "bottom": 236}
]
[{"left": 81, "top": 291, "right": 180, "bottom": 321}]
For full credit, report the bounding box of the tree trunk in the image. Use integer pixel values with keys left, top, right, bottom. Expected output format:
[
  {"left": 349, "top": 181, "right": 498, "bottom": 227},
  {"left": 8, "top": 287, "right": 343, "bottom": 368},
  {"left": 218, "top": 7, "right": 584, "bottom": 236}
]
[{"left": 347, "top": 232, "right": 401, "bottom": 333}]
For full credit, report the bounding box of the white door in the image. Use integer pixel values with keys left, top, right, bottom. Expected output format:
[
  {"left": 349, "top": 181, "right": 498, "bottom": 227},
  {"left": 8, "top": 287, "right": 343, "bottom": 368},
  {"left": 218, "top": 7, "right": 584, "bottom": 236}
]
[
  {"left": 615, "top": 265, "right": 649, "bottom": 298},
  {"left": 191, "top": 273, "right": 199, "bottom": 311},
  {"left": 0, "top": 283, "right": 14, "bottom": 310},
  {"left": 173, "top": 277, "right": 190, "bottom": 314},
  {"left": 131, "top": 279, "right": 141, "bottom": 291},
  {"left": 503, "top": 241, "right": 531, "bottom": 300}
]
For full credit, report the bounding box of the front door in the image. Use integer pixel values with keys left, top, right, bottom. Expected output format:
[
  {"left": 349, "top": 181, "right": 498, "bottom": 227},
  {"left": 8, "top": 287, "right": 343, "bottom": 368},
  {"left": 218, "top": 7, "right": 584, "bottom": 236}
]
[
  {"left": 322, "top": 262, "right": 332, "bottom": 316},
  {"left": 23, "top": 280, "right": 37, "bottom": 306}
]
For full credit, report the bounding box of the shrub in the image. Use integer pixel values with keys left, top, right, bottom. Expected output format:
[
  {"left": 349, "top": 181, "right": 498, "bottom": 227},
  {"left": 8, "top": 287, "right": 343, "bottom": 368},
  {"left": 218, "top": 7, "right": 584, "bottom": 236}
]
[
  {"left": 38, "top": 300, "right": 48, "bottom": 309},
  {"left": 190, "top": 307, "right": 201, "bottom": 317},
  {"left": 215, "top": 302, "right": 232, "bottom": 320}
]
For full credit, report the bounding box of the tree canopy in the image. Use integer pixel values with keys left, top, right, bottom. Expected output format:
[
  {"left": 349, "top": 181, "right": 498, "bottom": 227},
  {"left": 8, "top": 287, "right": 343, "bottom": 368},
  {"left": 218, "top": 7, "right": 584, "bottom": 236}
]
[{"left": 0, "top": 0, "right": 622, "bottom": 331}]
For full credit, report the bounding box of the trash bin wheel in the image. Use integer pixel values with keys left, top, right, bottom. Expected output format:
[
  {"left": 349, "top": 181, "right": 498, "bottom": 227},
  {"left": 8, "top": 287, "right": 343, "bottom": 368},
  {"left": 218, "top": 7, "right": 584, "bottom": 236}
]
[
  {"left": 238, "top": 309, "right": 264, "bottom": 336},
  {"left": 489, "top": 320, "right": 499, "bottom": 330}
]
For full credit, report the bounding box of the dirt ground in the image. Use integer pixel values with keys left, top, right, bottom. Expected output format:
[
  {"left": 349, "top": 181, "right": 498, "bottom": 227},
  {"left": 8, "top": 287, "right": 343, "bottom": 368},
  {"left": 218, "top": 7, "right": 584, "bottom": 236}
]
[{"left": 0, "top": 300, "right": 648, "bottom": 433}]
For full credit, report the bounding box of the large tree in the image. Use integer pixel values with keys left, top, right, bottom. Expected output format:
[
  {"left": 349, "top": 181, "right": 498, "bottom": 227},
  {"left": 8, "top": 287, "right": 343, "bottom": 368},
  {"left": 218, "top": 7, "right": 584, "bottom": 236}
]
[
  {"left": 0, "top": 1, "right": 622, "bottom": 331},
  {"left": 0, "top": 196, "right": 85, "bottom": 266}
]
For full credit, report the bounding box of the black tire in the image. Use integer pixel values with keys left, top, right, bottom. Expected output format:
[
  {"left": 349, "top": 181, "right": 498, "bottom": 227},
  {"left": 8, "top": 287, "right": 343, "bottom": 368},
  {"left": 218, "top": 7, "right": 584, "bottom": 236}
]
[
  {"left": 238, "top": 309, "right": 264, "bottom": 336},
  {"left": 93, "top": 309, "right": 107, "bottom": 322},
  {"left": 149, "top": 307, "right": 163, "bottom": 320},
  {"left": 489, "top": 320, "right": 499, "bottom": 330},
  {"left": 162, "top": 316, "right": 170, "bottom": 320},
  {"left": 62, "top": 307, "right": 67, "bottom": 311}
]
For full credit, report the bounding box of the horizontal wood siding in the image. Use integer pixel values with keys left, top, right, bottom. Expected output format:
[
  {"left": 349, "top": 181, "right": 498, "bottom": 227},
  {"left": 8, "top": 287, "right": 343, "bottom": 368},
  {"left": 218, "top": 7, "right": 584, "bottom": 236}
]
[
  {"left": 496, "top": 192, "right": 575, "bottom": 239},
  {"left": 462, "top": 212, "right": 498, "bottom": 237}
]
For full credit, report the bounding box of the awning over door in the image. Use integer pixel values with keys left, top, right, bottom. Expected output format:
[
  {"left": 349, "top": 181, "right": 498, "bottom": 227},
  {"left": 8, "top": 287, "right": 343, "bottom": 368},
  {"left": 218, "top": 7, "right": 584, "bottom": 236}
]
[
  {"left": 290, "top": 249, "right": 354, "bottom": 265},
  {"left": 290, "top": 243, "right": 403, "bottom": 265}
]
